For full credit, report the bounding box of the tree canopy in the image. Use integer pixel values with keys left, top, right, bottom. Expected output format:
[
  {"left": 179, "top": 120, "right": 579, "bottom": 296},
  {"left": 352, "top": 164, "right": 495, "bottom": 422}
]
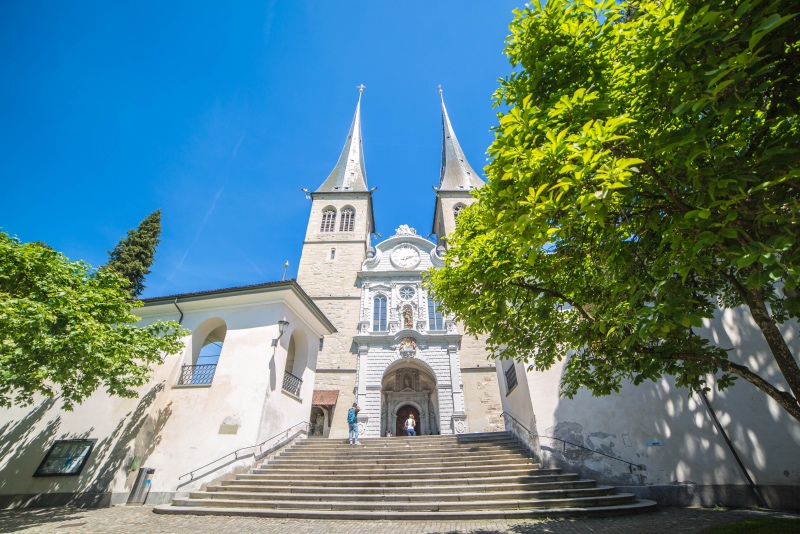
[
  {"left": 105, "top": 209, "right": 162, "bottom": 298},
  {"left": 428, "top": 0, "right": 800, "bottom": 421},
  {"left": 0, "top": 231, "right": 185, "bottom": 410}
]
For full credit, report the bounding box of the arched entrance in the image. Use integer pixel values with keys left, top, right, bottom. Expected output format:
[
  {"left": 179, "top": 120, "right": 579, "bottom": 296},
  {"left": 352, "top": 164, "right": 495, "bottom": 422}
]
[
  {"left": 396, "top": 404, "right": 420, "bottom": 436},
  {"left": 380, "top": 359, "right": 439, "bottom": 436}
]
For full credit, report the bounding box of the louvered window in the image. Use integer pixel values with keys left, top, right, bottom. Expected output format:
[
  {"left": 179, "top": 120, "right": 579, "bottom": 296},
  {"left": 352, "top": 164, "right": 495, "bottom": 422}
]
[
  {"left": 320, "top": 209, "right": 336, "bottom": 232},
  {"left": 339, "top": 208, "right": 355, "bottom": 232}
]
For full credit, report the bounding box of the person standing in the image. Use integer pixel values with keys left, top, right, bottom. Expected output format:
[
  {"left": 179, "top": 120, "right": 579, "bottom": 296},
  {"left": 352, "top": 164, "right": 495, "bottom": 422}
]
[
  {"left": 347, "top": 402, "right": 361, "bottom": 445},
  {"left": 404, "top": 413, "right": 416, "bottom": 436}
]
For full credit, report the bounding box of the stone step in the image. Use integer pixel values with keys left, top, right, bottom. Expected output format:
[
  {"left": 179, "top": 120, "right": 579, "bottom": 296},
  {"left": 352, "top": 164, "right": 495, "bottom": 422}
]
[
  {"left": 154, "top": 499, "right": 658, "bottom": 520},
  {"left": 157, "top": 432, "right": 656, "bottom": 520},
  {"left": 277, "top": 443, "right": 529, "bottom": 458},
  {"left": 170, "top": 493, "right": 638, "bottom": 512},
  {"left": 190, "top": 486, "right": 616, "bottom": 503},
  {"left": 268, "top": 454, "right": 536, "bottom": 469},
  {"left": 226, "top": 473, "right": 581, "bottom": 488},
  {"left": 292, "top": 438, "right": 521, "bottom": 452},
  {"left": 238, "top": 467, "right": 562, "bottom": 481},
  {"left": 262, "top": 457, "right": 538, "bottom": 471},
  {"left": 214, "top": 479, "right": 598, "bottom": 495}
]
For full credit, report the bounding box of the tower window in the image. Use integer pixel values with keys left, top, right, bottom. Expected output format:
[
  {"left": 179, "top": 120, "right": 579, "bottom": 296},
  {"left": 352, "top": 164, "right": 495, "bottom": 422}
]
[
  {"left": 373, "top": 295, "right": 387, "bottom": 332},
  {"left": 320, "top": 208, "right": 336, "bottom": 232},
  {"left": 339, "top": 207, "right": 355, "bottom": 232},
  {"left": 453, "top": 204, "right": 465, "bottom": 218},
  {"left": 428, "top": 298, "right": 444, "bottom": 331},
  {"left": 330, "top": 248, "right": 336, "bottom": 260}
]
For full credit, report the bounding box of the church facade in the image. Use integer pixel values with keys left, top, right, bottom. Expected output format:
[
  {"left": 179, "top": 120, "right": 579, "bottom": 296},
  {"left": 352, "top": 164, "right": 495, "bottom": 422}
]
[{"left": 297, "top": 91, "right": 502, "bottom": 440}]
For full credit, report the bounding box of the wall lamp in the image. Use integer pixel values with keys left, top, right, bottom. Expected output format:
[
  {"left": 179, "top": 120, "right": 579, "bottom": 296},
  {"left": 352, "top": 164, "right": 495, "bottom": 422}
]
[{"left": 272, "top": 318, "right": 290, "bottom": 347}]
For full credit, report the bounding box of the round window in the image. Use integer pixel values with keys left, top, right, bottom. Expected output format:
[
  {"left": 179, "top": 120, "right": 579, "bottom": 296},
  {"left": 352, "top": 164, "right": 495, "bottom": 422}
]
[{"left": 399, "top": 286, "right": 415, "bottom": 300}]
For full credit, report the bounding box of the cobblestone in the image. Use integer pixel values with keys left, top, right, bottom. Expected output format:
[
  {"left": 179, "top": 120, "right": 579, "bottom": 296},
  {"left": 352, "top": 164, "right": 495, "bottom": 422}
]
[{"left": 0, "top": 506, "right": 797, "bottom": 534}]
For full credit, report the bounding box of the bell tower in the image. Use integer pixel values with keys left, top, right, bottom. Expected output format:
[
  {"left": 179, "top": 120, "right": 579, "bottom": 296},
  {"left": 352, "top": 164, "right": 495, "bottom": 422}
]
[
  {"left": 297, "top": 89, "right": 375, "bottom": 437},
  {"left": 431, "top": 89, "right": 485, "bottom": 249}
]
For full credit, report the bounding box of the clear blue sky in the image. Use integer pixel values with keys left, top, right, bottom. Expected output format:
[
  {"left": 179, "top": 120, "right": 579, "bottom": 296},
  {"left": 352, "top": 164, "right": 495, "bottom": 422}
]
[{"left": 0, "top": 1, "right": 521, "bottom": 299}]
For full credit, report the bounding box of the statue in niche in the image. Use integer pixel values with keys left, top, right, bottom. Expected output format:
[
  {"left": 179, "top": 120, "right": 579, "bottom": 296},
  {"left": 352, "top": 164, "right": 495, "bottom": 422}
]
[
  {"left": 403, "top": 306, "right": 413, "bottom": 329},
  {"left": 403, "top": 374, "right": 412, "bottom": 389},
  {"left": 315, "top": 413, "right": 324, "bottom": 435}
]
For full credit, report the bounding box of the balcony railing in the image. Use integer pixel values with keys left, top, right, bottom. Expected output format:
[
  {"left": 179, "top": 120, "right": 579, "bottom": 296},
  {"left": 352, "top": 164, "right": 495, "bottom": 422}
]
[
  {"left": 178, "top": 364, "right": 217, "bottom": 385},
  {"left": 282, "top": 371, "right": 303, "bottom": 397}
]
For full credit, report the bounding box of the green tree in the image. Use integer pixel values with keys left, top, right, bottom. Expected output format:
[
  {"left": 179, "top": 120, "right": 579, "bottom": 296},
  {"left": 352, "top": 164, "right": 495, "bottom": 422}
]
[
  {"left": 428, "top": 0, "right": 800, "bottom": 421},
  {"left": 106, "top": 209, "right": 162, "bottom": 298},
  {"left": 0, "top": 231, "right": 185, "bottom": 410}
]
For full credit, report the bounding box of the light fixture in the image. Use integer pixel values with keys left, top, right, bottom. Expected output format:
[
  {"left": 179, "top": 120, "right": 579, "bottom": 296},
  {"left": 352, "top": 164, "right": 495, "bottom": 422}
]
[{"left": 272, "top": 318, "right": 290, "bottom": 346}]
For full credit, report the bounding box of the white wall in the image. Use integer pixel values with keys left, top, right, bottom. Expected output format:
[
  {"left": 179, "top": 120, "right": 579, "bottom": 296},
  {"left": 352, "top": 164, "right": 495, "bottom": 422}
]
[{"left": 498, "top": 307, "right": 800, "bottom": 509}]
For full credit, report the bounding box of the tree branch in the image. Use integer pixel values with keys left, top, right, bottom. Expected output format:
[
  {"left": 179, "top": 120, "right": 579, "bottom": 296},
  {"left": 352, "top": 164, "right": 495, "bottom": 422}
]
[{"left": 510, "top": 280, "right": 594, "bottom": 321}]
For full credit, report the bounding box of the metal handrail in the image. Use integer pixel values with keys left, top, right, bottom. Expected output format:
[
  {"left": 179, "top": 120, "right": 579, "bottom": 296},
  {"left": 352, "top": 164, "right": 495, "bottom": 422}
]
[
  {"left": 501, "top": 411, "right": 643, "bottom": 472},
  {"left": 178, "top": 420, "right": 309, "bottom": 481}
]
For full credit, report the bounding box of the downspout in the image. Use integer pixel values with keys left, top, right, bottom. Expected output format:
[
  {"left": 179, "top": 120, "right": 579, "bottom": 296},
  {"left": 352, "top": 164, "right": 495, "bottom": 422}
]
[
  {"left": 173, "top": 298, "right": 184, "bottom": 325},
  {"left": 698, "top": 389, "right": 768, "bottom": 508}
]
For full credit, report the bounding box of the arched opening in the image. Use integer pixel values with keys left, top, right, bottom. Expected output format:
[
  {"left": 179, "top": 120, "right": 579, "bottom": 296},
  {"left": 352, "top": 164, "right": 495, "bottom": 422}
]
[
  {"left": 373, "top": 294, "right": 388, "bottom": 331},
  {"left": 339, "top": 206, "right": 355, "bottom": 232},
  {"left": 180, "top": 318, "right": 227, "bottom": 385},
  {"left": 282, "top": 329, "right": 308, "bottom": 397},
  {"left": 319, "top": 207, "right": 336, "bottom": 232},
  {"left": 453, "top": 203, "right": 465, "bottom": 219},
  {"left": 396, "top": 405, "right": 420, "bottom": 437},
  {"left": 380, "top": 360, "right": 438, "bottom": 436}
]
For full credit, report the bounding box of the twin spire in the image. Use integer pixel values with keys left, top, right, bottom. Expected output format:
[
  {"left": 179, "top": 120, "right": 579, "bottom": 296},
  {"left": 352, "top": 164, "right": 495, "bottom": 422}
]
[
  {"left": 315, "top": 89, "right": 369, "bottom": 193},
  {"left": 314, "top": 88, "right": 484, "bottom": 193}
]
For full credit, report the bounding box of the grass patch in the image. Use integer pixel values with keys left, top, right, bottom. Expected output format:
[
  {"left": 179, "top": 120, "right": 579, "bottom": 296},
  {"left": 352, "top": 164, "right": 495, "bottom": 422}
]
[{"left": 705, "top": 518, "right": 800, "bottom": 533}]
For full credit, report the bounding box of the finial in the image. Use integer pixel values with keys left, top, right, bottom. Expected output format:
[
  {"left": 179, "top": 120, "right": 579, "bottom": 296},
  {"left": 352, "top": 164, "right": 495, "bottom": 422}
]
[
  {"left": 357, "top": 84, "right": 367, "bottom": 93},
  {"left": 437, "top": 84, "right": 442, "bottom": 95}
]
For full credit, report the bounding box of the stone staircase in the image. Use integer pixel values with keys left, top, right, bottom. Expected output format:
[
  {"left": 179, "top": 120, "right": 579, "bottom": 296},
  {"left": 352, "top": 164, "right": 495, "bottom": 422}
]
[{"left": 154, "top": 431, "right": 656, "bottom": 520}]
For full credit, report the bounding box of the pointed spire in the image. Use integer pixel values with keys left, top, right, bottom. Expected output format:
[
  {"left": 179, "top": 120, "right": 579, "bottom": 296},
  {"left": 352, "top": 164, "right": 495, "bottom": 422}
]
[
  {"left": 315, "top": 88, "right": 369, "bottom": 193},
  {"left": 437, "top": 88, "right": 484, "bottom": 191}
]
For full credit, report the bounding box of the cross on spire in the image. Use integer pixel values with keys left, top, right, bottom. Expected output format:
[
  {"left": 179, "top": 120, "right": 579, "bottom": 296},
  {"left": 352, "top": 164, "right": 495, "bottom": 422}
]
[
  {"left": 357, "top": 84, "right": 367, "bottom": 93},
  {"left": 437, "top": 84, "right": 442, "bottom": 94}
]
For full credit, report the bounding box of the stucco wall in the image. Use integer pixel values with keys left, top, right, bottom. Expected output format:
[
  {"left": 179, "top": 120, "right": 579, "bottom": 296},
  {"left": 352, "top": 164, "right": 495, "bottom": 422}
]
[
  {"left": 0, "top": 293, "right": 328, "bottom": 508},
  {"left": 497, "top": 306, "right": 800, "bottom": 510}
]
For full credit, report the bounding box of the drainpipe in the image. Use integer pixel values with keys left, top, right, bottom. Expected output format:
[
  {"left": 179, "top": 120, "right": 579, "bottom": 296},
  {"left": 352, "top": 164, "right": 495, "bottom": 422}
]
[
  {"left": 173, "top": 298, "right": 184, "bottom": 325},
  {"left": 698, "top": 388, "right": 768, "bottom": 508}
]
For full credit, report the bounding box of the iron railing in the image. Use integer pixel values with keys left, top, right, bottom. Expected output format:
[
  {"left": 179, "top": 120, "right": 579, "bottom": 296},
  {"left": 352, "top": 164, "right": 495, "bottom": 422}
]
[
  {"left": 177, "top": 364, "right": 217, "bottom": 385},
  {"left": 179, "top": 421, "right": 309, "bottom": 481},
  {"left": 501, "top": 411, "right": 643, "bottom": 472},
  {"left": 282, "top": 371, "right": 302, "bottom": 396}
]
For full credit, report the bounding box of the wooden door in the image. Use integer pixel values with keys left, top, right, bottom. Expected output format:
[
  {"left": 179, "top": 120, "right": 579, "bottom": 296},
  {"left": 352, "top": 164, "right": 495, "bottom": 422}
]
[{"left": 396, "top": 405, "right": 420, "bottom": 436}]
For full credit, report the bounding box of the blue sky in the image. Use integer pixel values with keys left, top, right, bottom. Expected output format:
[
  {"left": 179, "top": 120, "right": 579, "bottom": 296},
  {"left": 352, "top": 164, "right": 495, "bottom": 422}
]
[{"left": 0, "top": 1, "right": 521, "bottom": 299}]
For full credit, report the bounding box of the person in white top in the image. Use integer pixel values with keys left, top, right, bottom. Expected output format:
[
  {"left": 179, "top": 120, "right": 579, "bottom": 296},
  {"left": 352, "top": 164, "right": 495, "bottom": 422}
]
[{"left": 405, "top": 413, "right": 416, "bottom": 436}]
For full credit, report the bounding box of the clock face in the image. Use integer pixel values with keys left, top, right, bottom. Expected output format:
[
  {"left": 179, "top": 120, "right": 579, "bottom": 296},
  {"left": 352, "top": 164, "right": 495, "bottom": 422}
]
[{"left": 390, "top": 245, "right": 421, "bottom": 269}]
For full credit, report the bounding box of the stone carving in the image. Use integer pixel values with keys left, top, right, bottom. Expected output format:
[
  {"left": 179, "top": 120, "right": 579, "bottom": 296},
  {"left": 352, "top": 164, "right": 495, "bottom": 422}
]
[
  {"left": 446, "top": 321, "right": 457, "bottom": 333},
  {"left": 395, "top": 224, "right": 417, "bottom": 236},
  {"left": 359, "top": 322, "right": 370, "bottom": 334},
  {"left": 403, "top": 374, "right": 412, "bottom": 389},
  {"left": 399, "top": 337, "right": 417, "bottom": 351},
  {"left": 455, "top": 420, "right": 466, "bottom": 434},
  {"left": 389, "top": 323, "right": 399, "bottom": 333}
]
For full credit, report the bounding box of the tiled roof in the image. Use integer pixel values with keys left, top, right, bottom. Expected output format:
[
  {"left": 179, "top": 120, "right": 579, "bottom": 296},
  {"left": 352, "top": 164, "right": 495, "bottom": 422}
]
[{"left": 312, "top": 390, "right": 340, "bottom": 406}]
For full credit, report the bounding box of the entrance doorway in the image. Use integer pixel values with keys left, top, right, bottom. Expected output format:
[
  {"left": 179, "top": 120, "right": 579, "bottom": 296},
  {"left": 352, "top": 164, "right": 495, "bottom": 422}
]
[{"left": 396, "top": 405, "right": 420, "bottom": 436}]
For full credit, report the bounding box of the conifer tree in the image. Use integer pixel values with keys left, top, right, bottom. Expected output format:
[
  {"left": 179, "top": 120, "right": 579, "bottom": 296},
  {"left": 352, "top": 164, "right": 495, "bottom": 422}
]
[{"left": 106, "top": 209, "right": 162, "bottom": 298}]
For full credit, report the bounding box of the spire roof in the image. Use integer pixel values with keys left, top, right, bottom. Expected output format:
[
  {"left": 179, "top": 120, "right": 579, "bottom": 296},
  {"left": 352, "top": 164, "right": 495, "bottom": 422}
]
[
  {"left": 315, "top": 91, "right": 368, "bottom": 193},
  {"left": 437, "top": 91, "right": 485, "bottom": 192}
]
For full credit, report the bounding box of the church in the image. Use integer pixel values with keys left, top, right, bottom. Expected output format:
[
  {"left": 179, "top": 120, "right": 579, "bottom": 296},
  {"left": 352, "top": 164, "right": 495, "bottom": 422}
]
[
  {"left": 0, "top": 92, "right": 798, "bottom": 512},
  {"left": 295, "top": 89, "right": 502, "bottom": 441}
]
